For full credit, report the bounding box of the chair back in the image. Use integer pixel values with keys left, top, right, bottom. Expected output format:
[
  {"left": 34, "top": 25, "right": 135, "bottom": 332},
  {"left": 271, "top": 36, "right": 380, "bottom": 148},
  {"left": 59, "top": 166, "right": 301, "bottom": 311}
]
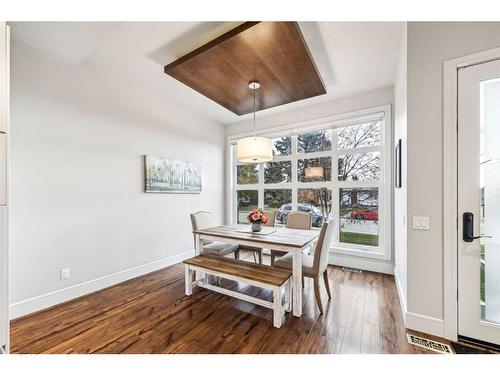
[
  {"left": 190, "top": 211, "right": 213, "bottom": 246},
  {"left": 263, "top": 210, "right": 276, "bottom": 227},
  {"left": 286, "top": 211, "right": 312, "bottom": 230},
  {"left": 313, "top": 221, "right": 335, "bottom": 273}
]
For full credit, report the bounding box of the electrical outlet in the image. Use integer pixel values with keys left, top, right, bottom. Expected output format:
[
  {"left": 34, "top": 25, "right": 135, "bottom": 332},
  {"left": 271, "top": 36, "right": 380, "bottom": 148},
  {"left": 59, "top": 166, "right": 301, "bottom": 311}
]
[
  {"left": 412, "top": 216, "right": 430, "bottom": 230},
  {"left": 60, "top": 268, "right": 71, "bottom": 280}
]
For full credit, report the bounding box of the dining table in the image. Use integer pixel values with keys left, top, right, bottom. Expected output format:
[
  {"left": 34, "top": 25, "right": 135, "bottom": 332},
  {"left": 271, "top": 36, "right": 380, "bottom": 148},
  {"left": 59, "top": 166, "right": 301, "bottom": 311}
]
[{"left": 192, "top": 224, "right": 319, "bottom": 317}]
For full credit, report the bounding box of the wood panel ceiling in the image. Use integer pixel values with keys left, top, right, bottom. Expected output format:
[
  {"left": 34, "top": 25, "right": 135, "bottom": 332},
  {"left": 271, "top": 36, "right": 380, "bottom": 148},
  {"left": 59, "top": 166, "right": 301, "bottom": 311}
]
[{"left": 164, "top": 22, "right": 326, "bottom": 116}]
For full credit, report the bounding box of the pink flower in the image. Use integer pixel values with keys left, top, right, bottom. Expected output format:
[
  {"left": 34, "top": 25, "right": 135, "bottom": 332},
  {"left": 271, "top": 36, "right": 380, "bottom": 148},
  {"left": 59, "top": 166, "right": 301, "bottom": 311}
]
[{"left": 251, "top": 213, "right": 260, "bottom": 221}]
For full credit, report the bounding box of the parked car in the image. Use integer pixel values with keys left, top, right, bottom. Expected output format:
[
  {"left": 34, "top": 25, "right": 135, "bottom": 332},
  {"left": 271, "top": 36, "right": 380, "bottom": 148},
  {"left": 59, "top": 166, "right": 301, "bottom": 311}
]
[
  {"left": 350, "top": 209, "right": 378, "bottom": 221},
  {"left": 277, "top": 203, "right": 328, "bottom": 227},
  {"left": 276, "top": 203, "right": 292, "bottom": 223}
]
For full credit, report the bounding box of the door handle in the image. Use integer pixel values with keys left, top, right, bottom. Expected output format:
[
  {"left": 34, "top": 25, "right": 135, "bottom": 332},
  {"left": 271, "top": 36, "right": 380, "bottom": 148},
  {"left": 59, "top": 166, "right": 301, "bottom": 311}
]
[{"left": 463, "top": 212, "right": 492, "bottom": 242}]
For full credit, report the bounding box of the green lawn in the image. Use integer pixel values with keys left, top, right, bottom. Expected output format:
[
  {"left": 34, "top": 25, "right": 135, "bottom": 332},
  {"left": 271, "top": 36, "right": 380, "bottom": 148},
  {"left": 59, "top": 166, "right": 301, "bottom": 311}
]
[
  {"left": 481, "top": 265, "right": 485, "bottom": 303},
  {"left": 340, "top": 231, "right": 378, "bottom": 247},
  {"left": 481, "top": 244, "right": 485, "bottom": 303}
]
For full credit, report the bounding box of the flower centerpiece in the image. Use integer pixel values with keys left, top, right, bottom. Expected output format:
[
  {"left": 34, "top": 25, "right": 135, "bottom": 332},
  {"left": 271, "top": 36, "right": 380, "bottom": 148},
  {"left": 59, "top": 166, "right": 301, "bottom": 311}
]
[{"left": 247, "top": 208, "right": 267, "bottom": 232}]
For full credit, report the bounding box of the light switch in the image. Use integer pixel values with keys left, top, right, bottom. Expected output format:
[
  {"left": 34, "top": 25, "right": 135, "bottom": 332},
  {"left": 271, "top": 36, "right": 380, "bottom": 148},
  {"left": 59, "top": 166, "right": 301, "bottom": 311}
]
[{"left": 413, "top": 216, "right": 429, "bottom": 230}]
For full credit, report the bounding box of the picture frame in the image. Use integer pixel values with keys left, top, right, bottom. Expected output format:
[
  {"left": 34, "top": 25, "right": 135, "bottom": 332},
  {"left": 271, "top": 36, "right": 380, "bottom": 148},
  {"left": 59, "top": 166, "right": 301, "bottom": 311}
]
[
  {"left": 144, "top": 156, "right": 202, "bottom": 194},
  {"left": 395, "top": 139, "right": 402, "bottom": 188}
]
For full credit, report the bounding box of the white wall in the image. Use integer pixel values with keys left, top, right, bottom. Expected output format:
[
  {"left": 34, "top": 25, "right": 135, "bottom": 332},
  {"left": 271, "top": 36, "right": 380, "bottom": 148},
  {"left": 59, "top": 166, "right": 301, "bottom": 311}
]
[
  {"left": 406, "top": 22, "right": 500, "bottom": 333},
  {"left": 225, "top": 86, "right": 395, "bottom": 274},
  {"left": 9, "top": 41, "right": 225, "bottom": 317},
  {"left": 393, "top": 23, "right": 407, "bottom": 317}
]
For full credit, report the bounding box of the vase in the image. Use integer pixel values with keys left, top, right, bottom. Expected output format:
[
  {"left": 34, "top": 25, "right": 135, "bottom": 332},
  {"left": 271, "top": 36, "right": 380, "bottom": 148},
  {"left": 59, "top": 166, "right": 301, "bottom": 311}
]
[{"left": 251, "top": 222, "right": 262, "bottom": 232}]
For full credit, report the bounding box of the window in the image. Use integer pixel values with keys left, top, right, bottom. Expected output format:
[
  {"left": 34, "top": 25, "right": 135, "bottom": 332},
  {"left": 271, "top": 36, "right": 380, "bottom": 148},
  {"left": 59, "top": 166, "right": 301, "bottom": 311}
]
[
  {"left": 298, "top": 188, "right": 332, "bottom": 228},
  {"left": 271, "top": 136, "right": 292, "bottom": 156},
  {"left": 264, "top": 189, "right": 292, "bottom": 219},
  {"left": 297, "top": 157, "right": 332, "bottom": 182},
  {"left": 338, "top": 152, "right": 380, "bottom": 181},
  {"left": 237, "top": 164, "right": 258, "bottom": 184},
  {"left": 237, "top": 190, "right": 258, "bottom": 224},
  {"left": 264, "top": 161, "right": 292, "bottom": 183},
  {"left": 336, "top": 121, "right": 382, "bottom": 250},
  {"left": 297, "top": 130, "right": 332, "bottom": 153},
  {"left": 229, "top": 106, "right": 391, "bottom": 259},
  {"left": 339, "top": 188, "right": 379, "bottom": 247}
]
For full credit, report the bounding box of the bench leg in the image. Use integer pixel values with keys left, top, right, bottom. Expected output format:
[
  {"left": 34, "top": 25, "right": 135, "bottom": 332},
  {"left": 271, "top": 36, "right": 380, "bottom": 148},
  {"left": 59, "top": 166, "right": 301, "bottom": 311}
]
[
  {"left": 185, "top": 264, "right": 193, "bottom": 296},
  {"left": 273, "top": 287, "right": 283, "bottom": 328}
]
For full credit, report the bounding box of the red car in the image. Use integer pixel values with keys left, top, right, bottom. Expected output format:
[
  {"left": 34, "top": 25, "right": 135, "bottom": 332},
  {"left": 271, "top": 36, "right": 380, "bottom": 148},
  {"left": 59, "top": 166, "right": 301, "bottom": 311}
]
[{"left": 350, "top": 209, "right": 378, "bottom": 221}]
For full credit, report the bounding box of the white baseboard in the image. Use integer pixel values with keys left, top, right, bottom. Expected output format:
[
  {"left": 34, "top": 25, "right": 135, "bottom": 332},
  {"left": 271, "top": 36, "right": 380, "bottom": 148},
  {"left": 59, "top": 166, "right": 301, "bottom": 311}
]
[
  {"left": 405, "top": 312, "right": 445, "bottom": 338},
  {"left": 394, "top": 267, "right": 407, "bottom": 324},
  {"left": 328, "top": 254, "right": 394, "bottom": 275},
  {"left": 10, "top": 250, "right": 195, "bottom": 319}
]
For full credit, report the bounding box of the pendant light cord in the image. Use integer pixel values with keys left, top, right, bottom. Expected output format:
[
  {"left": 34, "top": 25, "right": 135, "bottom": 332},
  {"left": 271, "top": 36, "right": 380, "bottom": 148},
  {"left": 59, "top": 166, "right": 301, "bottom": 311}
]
[{"left": 253, "top": 86, "right": 256, "bottom": 137}]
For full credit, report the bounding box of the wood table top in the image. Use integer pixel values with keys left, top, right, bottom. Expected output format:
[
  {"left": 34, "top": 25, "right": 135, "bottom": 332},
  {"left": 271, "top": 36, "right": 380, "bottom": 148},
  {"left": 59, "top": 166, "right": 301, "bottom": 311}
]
[{"left": 193, "top": 224, "right": 319, "bottom": 249}]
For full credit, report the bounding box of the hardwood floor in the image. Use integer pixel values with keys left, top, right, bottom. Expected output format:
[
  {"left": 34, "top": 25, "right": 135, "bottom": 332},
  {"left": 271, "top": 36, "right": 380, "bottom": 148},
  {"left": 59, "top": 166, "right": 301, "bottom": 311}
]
[{"left": 10, "top": 252, "right": 433, "bottom": 354}]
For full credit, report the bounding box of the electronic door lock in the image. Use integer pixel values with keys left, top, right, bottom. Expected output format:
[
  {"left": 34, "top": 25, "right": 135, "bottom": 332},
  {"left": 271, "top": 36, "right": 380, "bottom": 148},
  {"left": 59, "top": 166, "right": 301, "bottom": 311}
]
[{"left": 463, "top": 212, "right": 492, "bottom": 242}]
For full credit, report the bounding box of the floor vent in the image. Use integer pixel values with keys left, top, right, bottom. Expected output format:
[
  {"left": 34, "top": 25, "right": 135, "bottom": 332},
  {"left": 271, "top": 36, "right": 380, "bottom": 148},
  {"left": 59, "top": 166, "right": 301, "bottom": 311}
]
[
  {"left": 407, "top": 333, "right": 454, "bottom": 354},
  {"left": 342, "top": 267, "right": 362, "bottom": 273}
]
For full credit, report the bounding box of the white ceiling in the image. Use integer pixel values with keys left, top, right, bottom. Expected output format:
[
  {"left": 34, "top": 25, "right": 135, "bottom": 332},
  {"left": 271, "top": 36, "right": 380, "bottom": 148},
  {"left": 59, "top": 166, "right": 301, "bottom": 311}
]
[{"left": 9, "top": 21, "right": 404, "bottom": 125}]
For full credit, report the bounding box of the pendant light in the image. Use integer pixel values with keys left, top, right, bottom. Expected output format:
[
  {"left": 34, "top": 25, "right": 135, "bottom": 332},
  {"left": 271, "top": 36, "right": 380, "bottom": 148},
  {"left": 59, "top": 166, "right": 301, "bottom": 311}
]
[{"left": 237, "top": 81, "right": 273, "bottom": 163}]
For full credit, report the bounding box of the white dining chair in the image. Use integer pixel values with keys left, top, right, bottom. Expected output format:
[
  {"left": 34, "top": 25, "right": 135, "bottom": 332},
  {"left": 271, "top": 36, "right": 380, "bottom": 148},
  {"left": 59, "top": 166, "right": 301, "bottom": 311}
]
[
  {"left": 271, "top": 211, "right": 312, "bottom": 265},
  {"left": 274, "top": 220, "right": 335, "bottom": 314},
  {"left": 190, "top": 211, "right": 240, "bottom": 258}
]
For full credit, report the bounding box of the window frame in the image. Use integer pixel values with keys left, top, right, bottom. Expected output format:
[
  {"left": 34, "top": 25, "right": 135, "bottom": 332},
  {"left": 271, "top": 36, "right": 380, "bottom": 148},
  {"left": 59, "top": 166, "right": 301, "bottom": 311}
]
[{"left": 226, "top": 105, "right": 392, "bottom": 261}]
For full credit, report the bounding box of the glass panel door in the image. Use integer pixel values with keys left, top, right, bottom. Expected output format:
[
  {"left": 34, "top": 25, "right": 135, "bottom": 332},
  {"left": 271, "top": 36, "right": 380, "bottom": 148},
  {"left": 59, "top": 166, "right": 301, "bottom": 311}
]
[
  {"left": 458, "top": 59, "right": 500, "bottom": 345},
  {"left": 480, "top": 77, "right": 500, "bottom": 325}
]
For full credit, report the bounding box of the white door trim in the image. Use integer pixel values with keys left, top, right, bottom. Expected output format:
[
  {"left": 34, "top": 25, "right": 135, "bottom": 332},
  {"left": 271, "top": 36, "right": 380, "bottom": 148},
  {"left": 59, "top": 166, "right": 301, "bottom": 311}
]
[
  {"left": 443, "top": 46, "right": 500, "bottom": 342},
  {"left": 0, "top": 23, "right": 9, "bottom": 354}
]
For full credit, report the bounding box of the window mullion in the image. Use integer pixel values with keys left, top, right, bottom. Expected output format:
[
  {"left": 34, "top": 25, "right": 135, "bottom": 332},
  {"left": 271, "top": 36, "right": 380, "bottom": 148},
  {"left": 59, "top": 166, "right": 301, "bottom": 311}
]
[
  {"left": 230, "top": 145, "right": 236, "bottom": 224},
  {"left": 291, "top": 135, "right": 298, "bottom": 211},
  {"left": 331, "top": 128, "right": 340, "bottom": 246},
  {"left": 338, "top": 145, "right": 381, "bottom": 155},
  {"left": 337, "top": 180, "right": 382, "bottom": 188},
  {"left": 258, "top": 163, "right": 264, "bottom": 209},
  {"left": 295, "top": 150, "right": 332, "bottom": 159}
]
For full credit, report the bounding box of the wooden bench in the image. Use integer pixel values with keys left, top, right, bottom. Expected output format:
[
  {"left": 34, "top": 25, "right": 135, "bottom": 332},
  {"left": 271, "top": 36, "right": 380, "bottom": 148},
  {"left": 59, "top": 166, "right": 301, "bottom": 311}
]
[{"left": 183, "top": 255, "right": 292, "bottom": 328}]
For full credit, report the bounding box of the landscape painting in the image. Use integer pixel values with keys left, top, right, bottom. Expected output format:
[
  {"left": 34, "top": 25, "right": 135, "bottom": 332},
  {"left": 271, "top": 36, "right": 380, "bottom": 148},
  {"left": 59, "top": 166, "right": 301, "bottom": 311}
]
[{"left": 145, "top": 156, "right": 202, "bottom": 193}]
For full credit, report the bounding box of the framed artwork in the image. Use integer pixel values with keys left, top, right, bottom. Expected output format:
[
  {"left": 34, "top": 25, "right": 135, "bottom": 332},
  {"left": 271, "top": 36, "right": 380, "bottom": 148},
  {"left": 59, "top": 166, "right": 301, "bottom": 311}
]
[
  {"left": 144, "top": 156, "right": 202, "bottom": 193},
  {"left": 395, "top": 139, "right": 402, "bottom": 188}
]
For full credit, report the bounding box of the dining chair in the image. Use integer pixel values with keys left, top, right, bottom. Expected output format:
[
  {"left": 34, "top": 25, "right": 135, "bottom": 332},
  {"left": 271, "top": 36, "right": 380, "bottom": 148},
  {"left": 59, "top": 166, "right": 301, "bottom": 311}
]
[
  {"left": 274, "top": 220, "right": 335, "bottom": 314},
  {"left": 190, "top": 211, "right": 240, "bottom": 259},
  {"left": 239, "top": 210, "right": 276, "bottom": 264},
  {"left": 270, "top": 211, "right": 312, "bottom": 265}
]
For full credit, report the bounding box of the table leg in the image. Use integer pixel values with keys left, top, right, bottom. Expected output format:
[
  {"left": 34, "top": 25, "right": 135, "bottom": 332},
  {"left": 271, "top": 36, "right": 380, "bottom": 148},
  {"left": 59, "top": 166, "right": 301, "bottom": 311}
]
[
  {"left": 285, "top": 279, "right": 292, "bottom": 313},
  {"left": 194, "top": 234, "right": 201, "bottom": 256},
  {"left": 273, "top": 287, "right": 283, "bottom": 328},
  {"left": 194, "top": 234, "right": 204, "bottom": 281},
  {"left": 292, "top": 248, "right": 303, "bottom": 317}
]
